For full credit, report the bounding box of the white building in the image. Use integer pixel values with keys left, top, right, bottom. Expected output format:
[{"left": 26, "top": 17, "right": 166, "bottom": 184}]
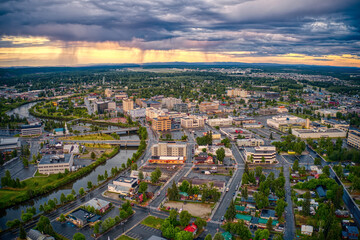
[
  {"left": 301, "top": 225, "right": 314, "bottom": 236},
  {"left": 347, "top": 129, "right": 360, "bottom": 150},
  {"left": 129, "top": 108, "right": 146, "bottom": 119},
  {"left": 162, "top": 97, "right": 182, "bottom": 110},
  {"left": 151, "top": 142, "right": 187, "bottom": 157},
  {"left": 226, "top": 88, "right": 248, "bottom": 98},
  {"left": 108, "top": 176, "right": 138, "bottom": 196},
  {"left": 244, "top": 146, "right": 276, "bottom": 164},
  {"left": 181, "top": 116, "right": 205, "bottom": 128},
  {"left": 145, "top": 107, "right": 168, "bottom": 120},
  {"left": 237, "top": 138, "right": 264, "bottom": 147},
  {"left": 38, "top": 154, "right": 74, "bottom": 174},
  {"left": 292, "top": 128, "right": 346, "bottom": 139},
  {"left": 266, "top": 115, "right": 306, "bottom": 131},
  {"left": 207, "top": 117, "right": 233, "bottom": 127}
]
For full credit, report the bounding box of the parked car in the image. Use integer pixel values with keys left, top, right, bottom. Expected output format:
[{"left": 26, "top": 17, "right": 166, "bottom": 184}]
[{"left": 221, "top": 216, "right": 224, "bottom": 221}]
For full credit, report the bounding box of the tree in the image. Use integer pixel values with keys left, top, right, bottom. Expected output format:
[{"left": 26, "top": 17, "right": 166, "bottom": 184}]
[
  {"left": 225, "top": 199, "right": 236, "bottom": 221},
  {"left": 293, "top": 159, "right": 299, "bottom": 172},
  {"left": 87, "top": 181, "right": 93, "bottom": 189},
  {"left": 19, "top": 224, "right": 27, "bottom": 239},
  {"left": 151, "top": 167, "right": 162, "bottom": 183},
  {"left": 254, "top": 192, "right": 269, "bottom": 209},
  {"left": 36, "top": 216, "right": 54, "bottom": 236},
  {"left": 104, "top": 170, "right": 108, "bottom": 179},
  {"left": 94, "top": 221, "right": 100, "bottom": 234},
  {"left": 60, "top": 193, "right": 66, "bottom": 204},
  {"left": 22, "top": 157, "right": 29, "bottom": 168},
  {"left": 79, "top": 187, "right": 85, "bottom": 196},
  {"left": 204, "top": 234, "right": 212, "bottom": 240},
  {"left": 323, "top": 165, "right": 330, "bottom": 177},
  {"left": 221, "top": 138, "right": 231, "bottom": 148},
  {"left": 269, "top": 132, "right": 273, "bottom": 140},
  {"left": 175, "top": 231, "right": 193, "bottom": 240},
  {"left": 314, "top": 157, "right": 322, "bottom": 165},
  {"left": 73, "top": 232, "right": 86, "bottom": 240},
  {"left": 139, "top": 182, "right": 148, "bottom": 194},
  {"left": 179, "top": 210, "right": 191, "bottom": 227},
  {"left": 267, "top": 217, "right": 273, "bottom": 231},
  {"left": 275, "top": 198, "right": 287, "bottom": 220},
  {"left": 169, "top": 209, "right": 178, "bottom": 225},
  {"left": 302, "top": 191, "right": 311, "bottom": 216},
  {"left": 213, "top": 232, "right": 225, "bottom": 240},
  {"left": 59, "top": 214, "right": 66, "bottom": 222},
  {"left": 168, "top": 181, "right": 180, "bottom": 201},
  {"left": 71, "top": 189, "right": 76, "bottom": 196},
  {"left": 91, "top": 152, "right": 96, "bottom": 160},
  {"left": 216, "top": 147, "right": 225, "bottom": 163},
  {"left": 139, "top": 170, "right": 144, "bottom": 180},
  {"left": 255, "top": 229, "right": 269, "bottom": 240},
  {"left": 241, "top": 186, "right": 248, "bottom": 199},
  {"left": 255, "top": 166, "right": 263, "bottom": 178},
  {"left": 179, "top": 180, "right": 190, "bottom": 193},
  {"left": 194, "top": 218, "right": 207, "bottom": 231}
]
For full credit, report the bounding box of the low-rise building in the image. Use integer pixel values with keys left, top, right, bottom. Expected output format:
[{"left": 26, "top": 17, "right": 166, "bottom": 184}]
[
  {"left": 237, "top": 138, "right": 264, "bottom": 147},
  {"left": 68, "top": 208, "right": 100, "bottom": 227},
  {"left": 232, "top": 117, "right": 256, "bottom": 125},
  {"left": 27, "top": 229, "right": 55, "bottom": 240},
  {"left": 173, "top": 103, "right": 188, "bottom": 112},
  {"left": 301, "top": 225, "right": 314, "bottom": 236},
  {"left": 292, "top": 128, "right": 346, "bottom": 139},
  {"left": 348, "top": 129, "right": 360, "bottom": 150},
  {"left": 220, "top": 127, "right": 252, "bottom": 140},
  {"left": 266, "top": 115, "right": 306, "bottom": 132},
  {"left": 84, "top": 198, "right": 110, "bottom": 214},
  {"left": 315, "top": 109, "right": 343, "bottom": 118},
  {"left": 129, "top": 108, "right": 146, "bottom": 119},
  {"left": 207, "top": 117, "right": 233, "bottom": 127},
  {"left": 148, "top": 156, "right": 185, "bottom": 164},
  {"left": 21, "top": 124, "right": 42, "bottom": 136},
  {"left": 38, "top": 154, "right": 74, "bottom": 174},
  {"left": 0, "top": 137, "right": 20, "bottom": 151},
  {"left": 108, "top": 176, "right": 138, "bottom": 196},
  {"left": 244, "top": 146, "right": 276, "bottom": 164},
  {"left": 321, "top": 118, "right": 349, "bottom": 132},
  {"left": 242, "top": 122, "right": 263, "bottom": 128},
  {"left": 162, "top": 97, "right": 182, "bottom": 110},
  {"left": 181, "top": 116, "right": 205, "bottom": 128},
  {"left": 226, "top": 88, "right": 248, "bottom": 98},
  {"left": 199, "top": 102, "right": 219, "bottom": 112}
]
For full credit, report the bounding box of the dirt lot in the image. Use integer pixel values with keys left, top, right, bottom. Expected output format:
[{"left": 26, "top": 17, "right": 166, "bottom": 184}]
[{"left": 163, "top": 201, "right": 212, "bottom": 218}]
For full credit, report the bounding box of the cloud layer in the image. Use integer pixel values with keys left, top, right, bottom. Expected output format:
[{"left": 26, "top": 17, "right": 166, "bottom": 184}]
[{"left": 0, "top": 0, "right": 359, "bottom": 66}]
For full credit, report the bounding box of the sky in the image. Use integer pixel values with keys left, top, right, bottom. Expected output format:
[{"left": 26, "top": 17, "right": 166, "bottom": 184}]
[{"left": 0, "top": 0, "right": 359, "bottom": 67}]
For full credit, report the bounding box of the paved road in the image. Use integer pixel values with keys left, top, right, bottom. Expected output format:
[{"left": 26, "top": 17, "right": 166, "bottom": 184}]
[
  {"left": 211, "top": 144, "right": 245, "bottom": 222},
  {"left": 278, "top": 155, "right": 295, "bottom": 240}
]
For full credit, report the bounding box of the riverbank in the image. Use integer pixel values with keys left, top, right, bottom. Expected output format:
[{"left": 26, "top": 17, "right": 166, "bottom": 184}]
[{"left": 0, "top": 146, "right": 120, "bottom": 209}]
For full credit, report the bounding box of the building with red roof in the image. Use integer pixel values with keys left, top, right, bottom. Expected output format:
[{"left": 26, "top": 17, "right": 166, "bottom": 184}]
[{"left": 184, "top": 223, "right": 198, "bottom": 235}]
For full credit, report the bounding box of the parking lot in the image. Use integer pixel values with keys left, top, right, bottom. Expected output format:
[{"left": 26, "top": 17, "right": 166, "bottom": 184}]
[{"left": 126, "top": 223, "right": 162, "bottom": 240}]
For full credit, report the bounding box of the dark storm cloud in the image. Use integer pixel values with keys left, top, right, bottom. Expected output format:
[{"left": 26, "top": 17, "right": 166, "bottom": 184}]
[{"left": 0, "top": 0, "right": 359, "bottom": 56}]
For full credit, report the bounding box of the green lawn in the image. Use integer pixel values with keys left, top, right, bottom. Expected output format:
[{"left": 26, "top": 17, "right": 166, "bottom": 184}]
[
  {"left": 116, "top": 235, "right": 135, "bottom": 240},
  {"left": 141, "top": 216, "right": 164, "bottom": 229},
  {"left": 61, "top": 133, "right": 114, "bottom": 141}
]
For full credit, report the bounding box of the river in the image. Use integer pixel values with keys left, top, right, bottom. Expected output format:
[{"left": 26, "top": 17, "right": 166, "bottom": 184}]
[{"left": 0, "top": 102, "right": 140, "bottom": 230}]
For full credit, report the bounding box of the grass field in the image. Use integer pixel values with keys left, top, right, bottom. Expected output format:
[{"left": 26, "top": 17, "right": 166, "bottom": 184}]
[
  {"left": 116, "top": 235, "right": 135, "bottom": 240},
  {"left": 61, "top": 133, "right": 114, "bottom": 141},
  {"left": 141, "top": 216, "right": 164, "bottom": 229}
]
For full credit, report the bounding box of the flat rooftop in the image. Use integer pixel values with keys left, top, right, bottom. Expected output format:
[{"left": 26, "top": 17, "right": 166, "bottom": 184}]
[
  {"left": 39, "top": 154, "right": 72, "bottom": 165},
  {"left": 294, "top": 128, "right": 344, "bottom": 133}
]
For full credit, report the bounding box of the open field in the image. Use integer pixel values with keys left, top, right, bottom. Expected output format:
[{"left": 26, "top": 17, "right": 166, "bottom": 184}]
[
  {"left": 163, "top": 201, "right": 212, "bottom": 218},
  {"left": 141, "top": 216, "right": 164, "bottom": 229},
  {"left": 60, "top": 133, "right": 114, "bottom": 141}
]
